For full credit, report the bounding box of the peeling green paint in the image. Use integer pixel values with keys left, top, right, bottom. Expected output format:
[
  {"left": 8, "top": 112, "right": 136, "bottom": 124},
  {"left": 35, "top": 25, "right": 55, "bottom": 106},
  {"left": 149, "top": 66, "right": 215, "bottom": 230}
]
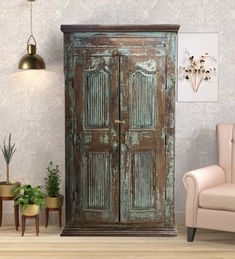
[
  {"left": 129, "top": 132, "right": 139, "bottom": 146},
  {"left": 82, "top": 132, "right": 93, "bottom": 145},
  {"left": 100, "top": 134, "right": 109, "bottom": 144}
]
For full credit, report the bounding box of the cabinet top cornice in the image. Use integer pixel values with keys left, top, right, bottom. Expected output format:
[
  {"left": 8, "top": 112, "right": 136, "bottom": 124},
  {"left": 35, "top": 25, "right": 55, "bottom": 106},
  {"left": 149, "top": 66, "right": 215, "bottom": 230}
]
[{"left": 61, "top": 24, "right": 180, "bottom": 33}]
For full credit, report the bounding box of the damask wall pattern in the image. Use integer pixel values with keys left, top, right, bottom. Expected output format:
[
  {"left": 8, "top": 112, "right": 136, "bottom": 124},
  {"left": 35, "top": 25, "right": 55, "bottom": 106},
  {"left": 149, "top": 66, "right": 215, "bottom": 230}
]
[{"left": 0, "top": 0, "right": 234, "bottom": 223}]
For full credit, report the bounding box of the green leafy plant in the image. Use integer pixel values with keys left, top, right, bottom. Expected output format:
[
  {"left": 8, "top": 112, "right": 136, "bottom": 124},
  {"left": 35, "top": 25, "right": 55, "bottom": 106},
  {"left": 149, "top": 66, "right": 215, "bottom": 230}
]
[
  {"left": 0, "top": 134, "right": 17, "bottom": 184},
  {"left": 44, "top": 161, "right": 61, "bottom": 197},
  {"left": 14, "top": 184, "right": 45, "bottom": 210}
]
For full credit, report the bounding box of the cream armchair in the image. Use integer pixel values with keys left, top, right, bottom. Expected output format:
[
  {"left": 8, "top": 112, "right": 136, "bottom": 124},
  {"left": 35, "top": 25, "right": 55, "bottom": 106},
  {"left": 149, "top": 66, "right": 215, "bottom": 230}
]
[{"left": 183, "top": 124, "right": 235, "bottom": 242}]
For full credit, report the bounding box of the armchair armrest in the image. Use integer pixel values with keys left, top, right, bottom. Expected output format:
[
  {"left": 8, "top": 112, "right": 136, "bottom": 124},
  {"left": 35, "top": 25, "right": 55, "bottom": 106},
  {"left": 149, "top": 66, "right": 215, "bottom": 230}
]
[
  {"left": 183, "top": 165, "right": 225, "bottom": 227},
  {"left": 183, "top": 165, "right": 225, "bottom": 192}
]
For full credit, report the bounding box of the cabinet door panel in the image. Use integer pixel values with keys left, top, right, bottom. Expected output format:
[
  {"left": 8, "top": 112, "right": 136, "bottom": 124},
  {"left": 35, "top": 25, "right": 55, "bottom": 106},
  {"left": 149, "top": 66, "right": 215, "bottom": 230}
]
[
  {"left": 120, "top": 52, "right": 166, "bottom": 224},
  {"left": 74, "top": 54, "right": 120, "bottom": 225}
]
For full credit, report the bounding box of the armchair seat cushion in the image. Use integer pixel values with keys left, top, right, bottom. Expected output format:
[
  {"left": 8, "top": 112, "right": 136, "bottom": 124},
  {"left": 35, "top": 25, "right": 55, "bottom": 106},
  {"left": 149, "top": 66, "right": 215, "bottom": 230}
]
[{"left": 199, "top": 183, "right": 235, "bottom": 212}]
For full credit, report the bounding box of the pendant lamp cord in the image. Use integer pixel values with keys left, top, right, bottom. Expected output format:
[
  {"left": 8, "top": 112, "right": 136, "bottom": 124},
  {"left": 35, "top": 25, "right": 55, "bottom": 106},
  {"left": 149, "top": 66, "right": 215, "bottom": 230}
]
[
  {"left": 27, "top": 1, "right": 36, "bottom": 46},
  {"left": 30, "top": 2, "right": 33, "bottom": 35}
]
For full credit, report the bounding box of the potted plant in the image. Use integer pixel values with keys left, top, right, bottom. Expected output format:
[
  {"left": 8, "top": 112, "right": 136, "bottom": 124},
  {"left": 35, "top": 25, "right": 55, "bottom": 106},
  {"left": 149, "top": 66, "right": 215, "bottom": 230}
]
[
  {"left": 14, "top": 184, "right": 45, "bottom": 216},
  {"left": 44, "top": 161, "right": 63, "bottom": 209},
  {"left": 0, "top": 134, "right": 20, "bottom": 197}
]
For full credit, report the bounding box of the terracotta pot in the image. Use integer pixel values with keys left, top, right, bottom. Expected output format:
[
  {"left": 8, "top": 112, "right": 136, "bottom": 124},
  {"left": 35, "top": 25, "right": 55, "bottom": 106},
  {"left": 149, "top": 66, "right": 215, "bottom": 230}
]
[
  {"left": 0, "top": 182, "right": 21, "bottom": 198},
  {"left": 21, "top": 204, "right": 40, "bottom": 216},
  {"left": 45, "top": 195, "right": 63, "bottom": 209}
]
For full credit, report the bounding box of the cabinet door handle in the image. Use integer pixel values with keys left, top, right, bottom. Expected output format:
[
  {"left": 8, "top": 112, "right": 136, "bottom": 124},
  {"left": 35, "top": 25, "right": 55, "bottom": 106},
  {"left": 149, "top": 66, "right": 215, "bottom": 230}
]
[{"left": 114, "top": 119, "right": 126, "bottom": 125}]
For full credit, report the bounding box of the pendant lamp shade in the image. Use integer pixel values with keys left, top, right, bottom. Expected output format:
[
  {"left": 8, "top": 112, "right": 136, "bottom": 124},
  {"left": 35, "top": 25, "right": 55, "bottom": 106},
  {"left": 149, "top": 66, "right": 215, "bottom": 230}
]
[
  {"left": 18, "top": 44, "right": 46, "bottom": 69},
  {"left": 18, "top": 0, "right": 46, "bottom": 70}
]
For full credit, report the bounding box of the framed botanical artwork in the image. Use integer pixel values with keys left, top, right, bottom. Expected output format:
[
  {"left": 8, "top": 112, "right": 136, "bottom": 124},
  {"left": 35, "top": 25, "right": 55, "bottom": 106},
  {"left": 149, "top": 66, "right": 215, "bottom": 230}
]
[{"left": 177, "top": 32, "right": 219, "bottom": 102}]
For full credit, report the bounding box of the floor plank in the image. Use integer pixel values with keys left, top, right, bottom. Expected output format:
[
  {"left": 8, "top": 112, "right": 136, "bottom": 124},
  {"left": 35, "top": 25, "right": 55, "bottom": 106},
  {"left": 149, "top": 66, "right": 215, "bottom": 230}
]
[{"left": 0, "top": 225, "right": 235, "bottom": 258}]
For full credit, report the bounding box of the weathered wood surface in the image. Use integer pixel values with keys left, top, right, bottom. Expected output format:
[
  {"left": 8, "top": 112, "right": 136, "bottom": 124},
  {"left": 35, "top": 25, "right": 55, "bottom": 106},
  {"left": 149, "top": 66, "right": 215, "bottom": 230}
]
[
  {"left": 62, "top": 25, "right": 178, "bottom": 235},
  {"left": 61, "top": 24, "right": 180, "bottom": 33}
]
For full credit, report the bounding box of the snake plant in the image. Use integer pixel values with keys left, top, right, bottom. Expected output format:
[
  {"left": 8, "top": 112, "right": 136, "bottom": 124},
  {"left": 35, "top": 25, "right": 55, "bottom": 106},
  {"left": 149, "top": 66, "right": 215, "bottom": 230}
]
[{"left": 0, "top": 134, "right": 17, "bottom": 184}]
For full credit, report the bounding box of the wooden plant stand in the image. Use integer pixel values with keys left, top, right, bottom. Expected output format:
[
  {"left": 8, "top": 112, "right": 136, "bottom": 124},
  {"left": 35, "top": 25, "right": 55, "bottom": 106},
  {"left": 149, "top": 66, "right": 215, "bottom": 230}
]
[
  {"left": 0, "top": 196, "right": 19, "bottom": 230},
  {"left": 45, "top": 207, "right": 62, "bottom": 228},
  {"left": 21, "top": 215, "right": 39, "bottom": 236}
]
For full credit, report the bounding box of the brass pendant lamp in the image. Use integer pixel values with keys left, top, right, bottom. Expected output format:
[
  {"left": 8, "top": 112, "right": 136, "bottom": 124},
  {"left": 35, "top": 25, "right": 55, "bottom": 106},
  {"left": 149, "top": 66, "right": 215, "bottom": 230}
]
[{"left": 18, "top": 0, "right": 46, "bottom": 69}]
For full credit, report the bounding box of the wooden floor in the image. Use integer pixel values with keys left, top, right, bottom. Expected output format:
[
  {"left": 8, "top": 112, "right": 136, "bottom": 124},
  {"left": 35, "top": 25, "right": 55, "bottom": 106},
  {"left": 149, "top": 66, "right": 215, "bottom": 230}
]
[{"left": 0, "top": 225, "right": 235, "bottom": 258}]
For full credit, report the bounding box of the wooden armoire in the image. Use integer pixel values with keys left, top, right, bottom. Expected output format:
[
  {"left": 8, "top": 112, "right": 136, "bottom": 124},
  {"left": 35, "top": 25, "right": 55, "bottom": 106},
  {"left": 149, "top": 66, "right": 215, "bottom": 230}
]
[{"left": 61, "top": 25, "right": 179, "bottom": 236}]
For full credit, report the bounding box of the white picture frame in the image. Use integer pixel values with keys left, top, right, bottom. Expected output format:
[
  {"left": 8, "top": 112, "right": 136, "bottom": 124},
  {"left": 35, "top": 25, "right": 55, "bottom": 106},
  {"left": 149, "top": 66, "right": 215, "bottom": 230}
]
[{"left": 177, "top": 32, "right": 219, "bottom": 102}]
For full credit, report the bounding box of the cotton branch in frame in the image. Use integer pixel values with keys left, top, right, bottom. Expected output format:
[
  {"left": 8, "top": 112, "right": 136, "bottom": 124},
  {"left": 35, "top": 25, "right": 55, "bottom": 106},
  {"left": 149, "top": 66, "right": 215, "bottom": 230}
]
[{"left": 179, "top": 49, "right": 217, "bottom": 93}]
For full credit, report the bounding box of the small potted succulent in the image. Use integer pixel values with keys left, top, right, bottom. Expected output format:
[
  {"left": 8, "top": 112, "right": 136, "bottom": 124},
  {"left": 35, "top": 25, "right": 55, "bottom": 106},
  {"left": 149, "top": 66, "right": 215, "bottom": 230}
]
[
  {"left": 14, "top": 184, "right": 45, "bottom": 216},
  {"left": 0, "top": 134, "right": 20, "bottom": 197},
  {"left": 44, "top": 161, "right": 63, "bottom": 209}
]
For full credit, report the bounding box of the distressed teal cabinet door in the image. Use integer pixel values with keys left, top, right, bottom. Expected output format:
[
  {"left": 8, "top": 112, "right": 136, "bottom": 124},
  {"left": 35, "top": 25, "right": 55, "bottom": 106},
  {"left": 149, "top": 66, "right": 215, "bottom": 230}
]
[
  {"left": 74, "top": 53, "right": 120, "bottom": 225},
  {"left": 62, "top": 25, "right": 179, "bottom": 236},
  {"left": 120, "top": 51, "right": 166, "bottom": 224}
]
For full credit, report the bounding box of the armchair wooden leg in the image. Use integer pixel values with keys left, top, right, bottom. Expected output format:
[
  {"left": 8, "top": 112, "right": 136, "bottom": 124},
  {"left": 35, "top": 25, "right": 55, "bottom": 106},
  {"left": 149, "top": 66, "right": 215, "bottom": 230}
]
[{"left": 187, "top": 227, "right": 197, "bottom": 242}]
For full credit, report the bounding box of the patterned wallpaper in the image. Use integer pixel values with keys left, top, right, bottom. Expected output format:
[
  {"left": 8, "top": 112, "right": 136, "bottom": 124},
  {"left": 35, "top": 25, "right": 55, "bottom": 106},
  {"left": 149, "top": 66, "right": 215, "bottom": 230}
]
[{"left": 0, "top": 0, "right": 235, "bottom": 222}]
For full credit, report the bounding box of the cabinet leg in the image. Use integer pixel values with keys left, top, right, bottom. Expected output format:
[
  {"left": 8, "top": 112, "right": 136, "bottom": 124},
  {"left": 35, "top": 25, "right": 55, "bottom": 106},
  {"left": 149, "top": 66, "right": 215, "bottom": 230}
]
[
  {"left": 45, "top": 208, "right": 49, "bottom": 228},
  {"left": 187, "top": 227, "right": 197, "bottom": 242}
]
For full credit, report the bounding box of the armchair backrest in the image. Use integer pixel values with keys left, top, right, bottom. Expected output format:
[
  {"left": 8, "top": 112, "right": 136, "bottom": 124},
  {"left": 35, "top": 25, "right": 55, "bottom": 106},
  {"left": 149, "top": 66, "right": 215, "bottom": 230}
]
[{"left": 217, "top": 124, "right": 235, "bottom": 183}]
